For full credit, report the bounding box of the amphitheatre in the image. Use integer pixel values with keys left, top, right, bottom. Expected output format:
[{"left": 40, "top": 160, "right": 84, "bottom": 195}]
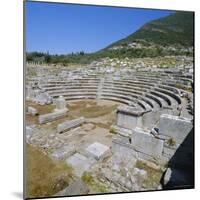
[{"left": 25, "top": 55, "right": 194, "bottom": 197}]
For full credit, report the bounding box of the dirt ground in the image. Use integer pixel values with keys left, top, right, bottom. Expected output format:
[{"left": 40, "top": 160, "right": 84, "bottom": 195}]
[
  {"left": 26, "top": 99, "right": 119, "bottom": 128},
  {"left": 26, "top": 144, "right": 74, "bottom": 198},
  {"left": 26, "top": 100, "right": 120, "bottom": 197}
]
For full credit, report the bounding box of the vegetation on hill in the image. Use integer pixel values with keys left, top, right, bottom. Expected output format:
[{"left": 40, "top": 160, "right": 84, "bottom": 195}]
[{"left": 106, "top": 11, "right": 194, "bottom": 48}]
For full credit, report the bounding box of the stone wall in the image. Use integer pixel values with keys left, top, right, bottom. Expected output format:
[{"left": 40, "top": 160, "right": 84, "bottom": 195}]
[{"left": 113, "top": 113, "right": 193, "bottom": 167}]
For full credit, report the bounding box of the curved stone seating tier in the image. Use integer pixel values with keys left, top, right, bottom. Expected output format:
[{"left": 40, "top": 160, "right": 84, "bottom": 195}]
[
  {"left": 47, "top": 88, "right": 97, "bottom": 95},
  {"left": 102, "top": 89, "right": 163, "bottom": 110},
  {"left": 100, "top": 96, "right": 134, "bottom": 106},
  {"left": 153, "top": 91, "right": 178, "bottom": 108},
  {"left": 154, "top": 87, "right": 181, "bottom": 104},
  {"left": 40, "top": 83, "right": 98, "bottom": 90},
  {"left": 102, "top": 89, "right": 141, "bottom": 98},
  {"left": 104, "top": 81, "right": 152, "bottom": 90},
  {"left": 134, "top": 73, "right": 169, "bottom": 78},
  {"left": 139, "top": 96, "right": 160, "bottom": 109},
  {"left": 162, "top": 79, "right": 191, "bottom": 88},
  {"left": 103, "top": 81, "right": 182, "bottom": 106},
  {"left": 101, "top": 93, "right": 151, "bottom": 111},
  {"left": 43, "top": 86, "right": 98, "bottom": 93},
  {"left": 47, "top": 78, "right": 100, "bottom": 82},
  {"left": 132, "top": 77, "right": 161, "bottom": 84},
  {"left": 150, "top": 91, "right": 172, "bottom": 106},
  {"left": 75, "top": 77, "right": 101, "bottom": 80},
  {"left": 132, "top": 72, "right": 189, "bottom": 82},
  {"left": 115, "top": 79, "right": 156, "bottom": 87},
  {"left": 172, "top": 75, "right": 193, "bottom": 82},
  {"left": 172, "top": 78, "right": 192, "bottom": 86},
  {"left": 43, "top": 81, "right": 100, "bottom": 86},
  {"left": 158, "top": 84, "right": 180, "bottom": 94},
  {"left": 145, "top": 94, "right": 165, "bottom": 108},
  {"left": 50, "top": 92, "right": 97, "bottom": 98},
  {"left": 104, "top": 79, "right": 181, "bottom": 101},
  {"left": 102, "top": 87, "right": 144, "bottom": 96},
  {"left": 26, "top": 67, "right": 190, "bottom": 113},
  {"left": 102, "top": 85, "right": 148, "bottom": 93},
  {"left": 62, "top": 96, "right": 97, "bottom": 101}
]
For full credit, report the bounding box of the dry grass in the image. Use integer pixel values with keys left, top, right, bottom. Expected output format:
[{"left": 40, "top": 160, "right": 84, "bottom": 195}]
[
  {"left": 67, "top": 101, "right": 118, "bottom": 118},
  {"left": 26, "top": 102, "right": 56, "bottom": 125},
  {"left": 26, "top": 100, "right": 118, "bottom": 127},
  {"left": 26, "top": 144, "right": 74, "bottom": 198},
  {"left": 81, "top": 172, "right": 107, "bottom": 193},
  {"left": 135, "top": 160, "right": 162, "bottom": 189}
]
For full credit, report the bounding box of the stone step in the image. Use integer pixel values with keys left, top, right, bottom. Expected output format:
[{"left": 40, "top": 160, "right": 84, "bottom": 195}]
[
  {"left": 39, "top": 109, "right": 68, "bottom": 124},
  {"left": 57, "top": 117, "right": 85, "bottom": 133}
]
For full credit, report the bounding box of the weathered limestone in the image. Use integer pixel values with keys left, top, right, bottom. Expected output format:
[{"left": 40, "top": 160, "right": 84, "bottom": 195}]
[
  {"left": 85, "top": 142, "right": 110, "bottom": 160},
  {"left": 34, "top": 92, "right": 52, "bottom": 105},
  {"left": 57, "top": 117, "right": 85, "bottom": 133},
  {"left": 26, "top": 126, "right": 33, "bottom": 136},
  {"left": 54, "top": 95, "right": 67, "bottom": 111},
  {"left": 51, "top": 145, "right": 75, "bottom": 161},
  {"left": 110, "top": 124, "right": 132, "bottom": 137},
  {"left": 66, "top": 153, "right": 95, "bottom": 177},
  {"left": 142, "top": 110, "right": 160, "bottom": 129},
  {"left": 111, "top": 135, "right": 137, "bottom": 158},
  {"left": 39, "top": 109, "right": 68, "bottom": 124},
  {"left": 26, "top": 86, "right": 34, "bottom": 100},
  {"left": 131, "top": 127, "right": 164, "bottom": 158},
  {"left": 116, "top": 105, "right": 149, "bottom": 130},
  {"left": 158, "top": 114, "right": 193, "bottom": 144},
  {"left": 55, "top": 179, "right": 89, "bottom": 196},
  {"left": 27, "top": 106, "right": 38, "bottom": 116}
]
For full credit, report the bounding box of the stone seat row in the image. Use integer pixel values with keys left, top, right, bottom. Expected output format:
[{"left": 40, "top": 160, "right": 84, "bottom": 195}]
[
  {"left": 42, "top": 82, "right": 181, "bottom": 110},
  {"left": 102, "top": 84, "right": 180, "bottom": 107},
  {"left": 101, "top": 89, "right": 160, "bottom": 109}
]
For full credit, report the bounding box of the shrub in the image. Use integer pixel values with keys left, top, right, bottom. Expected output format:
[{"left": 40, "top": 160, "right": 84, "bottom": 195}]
[{"left": 167, "top": 138, "right": 176, "bottom": 146}]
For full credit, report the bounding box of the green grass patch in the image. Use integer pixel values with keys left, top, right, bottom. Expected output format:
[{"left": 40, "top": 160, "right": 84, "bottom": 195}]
[
  {"left": 109, "top": 127, "right": 117, "bottom": 134},
  {"left": 135, "top": 160, "right": 162, "bottom": 188},
  {"left": 167, "top": 138, "right": 176, "bottom": 146},
  {"left": 81, "top": 172, "right": 107, "bottom": 193}
]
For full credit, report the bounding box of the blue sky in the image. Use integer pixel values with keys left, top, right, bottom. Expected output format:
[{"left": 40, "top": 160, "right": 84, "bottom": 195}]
[{"left": 26, "top": 1, "right": 173, "bottom": 55}]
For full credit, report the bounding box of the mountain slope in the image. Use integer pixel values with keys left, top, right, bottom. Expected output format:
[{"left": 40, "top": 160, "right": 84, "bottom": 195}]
[{"left": 105, "top": 11, "right": 194, "bottom": 49}]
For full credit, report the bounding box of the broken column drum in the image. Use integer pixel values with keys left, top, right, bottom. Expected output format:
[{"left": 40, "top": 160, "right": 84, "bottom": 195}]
[{"left": 55, "top": 96, "right": 66, "bottom": 111}]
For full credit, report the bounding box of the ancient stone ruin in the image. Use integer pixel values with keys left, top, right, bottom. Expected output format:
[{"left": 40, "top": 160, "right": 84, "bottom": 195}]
[{"left": 26, "top": 58, "right": 194, "bottom": 195}]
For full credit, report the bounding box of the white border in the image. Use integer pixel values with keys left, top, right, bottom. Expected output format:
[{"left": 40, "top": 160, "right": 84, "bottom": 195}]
[{"left": 0, "top": 0, "right": 199, "bottom": 200}]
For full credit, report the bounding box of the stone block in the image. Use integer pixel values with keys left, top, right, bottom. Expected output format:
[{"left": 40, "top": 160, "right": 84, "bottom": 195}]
[
  {"left": 111, "top": 137, "right": 137, "bottom": 158},
  {"left": 26, "top": 126, "right": 33, "bottom": 136},
  {"left": 34, "top": 92, "right": 52, "bottom": 105},
  {"left": 142, "top": 110, "right": 160, "bottom": 129},
  {"left": 55, "top": 179, "right": 89, "bottom": 196},
  {"left": 158, "top": 114, "right": 193, "bottom": 144},
  {"left": 66, "top": 153, "right": 95, "bottom": 177},
  {"left": 51, "top": 145, "right": 75, "bottom": 160},
  {"left": 57, "top": 117, "right": 85, "bottom": 133},
  {"left": 85, "top": 142, "right": 110, "bottom": 160},
  {"left": 131, "top": 127, "right": 164, "bottom": 157},
  {"left": 27, "top": 106, "right": 38, "bottom": 116},
  {"left": 39, "top": 109, "right": 67, "bottom": 124},
  {"left": 110, "top": 125, "right": 132, "bottom": 137},
  {"left": 116, "top": 105, "right": 144, "bottom": 130},
  {"left": 55, "top": 96, "right": 66, "bottom": 111},
  {"left": 163, "top": 146, "right": 176, "bottom": 157}
]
